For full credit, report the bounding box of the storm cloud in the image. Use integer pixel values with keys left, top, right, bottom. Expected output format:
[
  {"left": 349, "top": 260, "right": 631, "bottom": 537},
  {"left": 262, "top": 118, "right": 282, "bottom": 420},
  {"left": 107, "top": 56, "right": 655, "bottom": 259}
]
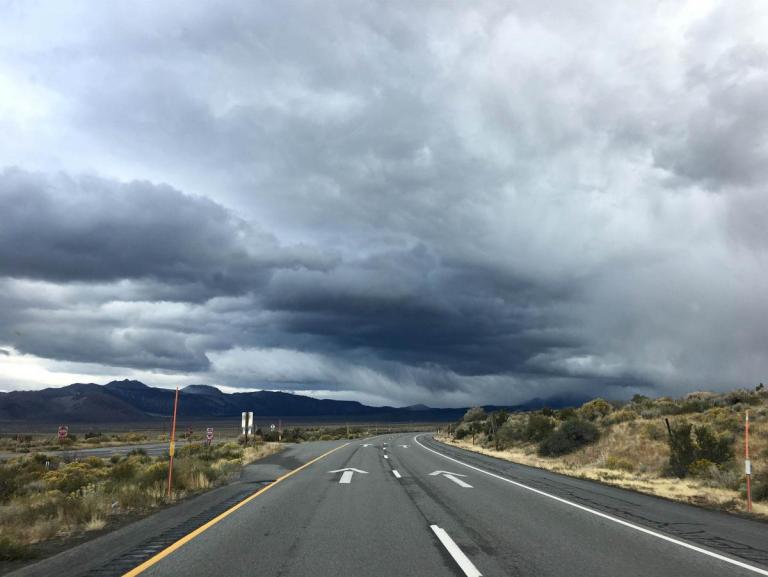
[{"left": 0, "top": 1, "right": 766, "bottom": 405}]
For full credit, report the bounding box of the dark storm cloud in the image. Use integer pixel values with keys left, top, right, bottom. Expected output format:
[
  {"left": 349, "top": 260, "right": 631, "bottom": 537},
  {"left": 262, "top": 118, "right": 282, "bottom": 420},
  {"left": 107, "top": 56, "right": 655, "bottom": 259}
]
[
  {"left": 0, "top": 1, "right": 767, "bottom": 404},
  {"left": 262, "top": 249, "right": 580, "bottom": 378},
  {"left": 0, "top": 168, "right": 334, "bottom": 297}
]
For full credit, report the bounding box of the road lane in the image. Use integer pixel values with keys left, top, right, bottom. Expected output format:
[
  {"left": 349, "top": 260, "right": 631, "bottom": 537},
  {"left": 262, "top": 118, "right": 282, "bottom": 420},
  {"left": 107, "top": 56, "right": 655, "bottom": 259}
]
[
  {"left": 391, "top": 433, "right": 768, "bottom": 577},
  {"left": 140, "top": 436, "right": 458, "bottom": 577},
  {"left": 11, "top": 432, "right": 767, "bottom": 577}
]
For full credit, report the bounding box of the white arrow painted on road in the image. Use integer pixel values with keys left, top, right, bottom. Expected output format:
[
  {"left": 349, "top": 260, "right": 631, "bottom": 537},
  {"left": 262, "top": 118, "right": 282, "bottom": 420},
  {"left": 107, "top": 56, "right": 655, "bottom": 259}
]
[
  {"left": 360, "top": 443, "right": 373, "bottom": 447},
  {"left": 329, "top": 468, "right": 368, "bottom": 484},
  {"left": 430, "top": 470, "right": 473, "bottom": 488},
  {"left": 399, "top": 444, "right": 409, "bottom": 448}
]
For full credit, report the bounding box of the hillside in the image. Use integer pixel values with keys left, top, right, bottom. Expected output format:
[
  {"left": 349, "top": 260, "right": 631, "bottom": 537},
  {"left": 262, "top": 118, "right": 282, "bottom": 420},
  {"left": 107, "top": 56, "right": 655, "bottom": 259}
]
[{"left": 442, "top": 386, "right": 768, "bottom": 518}]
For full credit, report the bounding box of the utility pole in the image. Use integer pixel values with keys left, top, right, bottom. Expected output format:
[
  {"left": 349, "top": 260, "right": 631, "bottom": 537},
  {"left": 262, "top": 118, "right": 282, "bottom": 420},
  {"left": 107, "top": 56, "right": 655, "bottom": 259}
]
[{"left": 167, "top": 386, "right": 180, "bottom": 498}]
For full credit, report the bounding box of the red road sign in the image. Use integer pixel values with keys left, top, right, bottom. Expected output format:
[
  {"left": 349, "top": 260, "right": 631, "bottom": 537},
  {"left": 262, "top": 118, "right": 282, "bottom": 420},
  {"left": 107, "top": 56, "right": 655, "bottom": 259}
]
[
  {"left": 57, "top": 425, "right": 68, "bottom": 440},
  {"left": 206, "top": 427, "right": 214, "bottom": 442}
]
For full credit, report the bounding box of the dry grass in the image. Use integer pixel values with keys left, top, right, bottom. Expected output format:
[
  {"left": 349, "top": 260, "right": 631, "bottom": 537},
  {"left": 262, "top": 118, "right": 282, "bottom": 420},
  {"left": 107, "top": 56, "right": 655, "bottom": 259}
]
[
  {"left": 243, "top": 442, "right": 282, "bottom": 464},
  {"left": 0, "top": 441, "right": 284, "bottom": 559},
  {"left": 440, "top": 410, "right": 768, "bottom": 520}
]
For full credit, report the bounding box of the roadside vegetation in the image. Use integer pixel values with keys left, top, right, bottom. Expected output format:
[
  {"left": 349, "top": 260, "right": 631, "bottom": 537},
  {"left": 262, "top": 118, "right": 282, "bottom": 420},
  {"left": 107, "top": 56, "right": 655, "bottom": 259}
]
[
  {"left": 250, "top": 425, "right": 373, "bottom": 443},
  {"left": 0, "top": 441, "right": 280, "bottom": 561},
  {"left": 440, "top": 385, "right": 768, "bottom": 518},
  {"left": 0, "top": 431, "right": 158, "bottom": 455}
]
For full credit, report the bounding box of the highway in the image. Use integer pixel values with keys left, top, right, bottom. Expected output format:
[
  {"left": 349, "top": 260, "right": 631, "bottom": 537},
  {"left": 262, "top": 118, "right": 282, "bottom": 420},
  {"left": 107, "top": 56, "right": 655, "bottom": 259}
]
[{"left": 8, "top": 433, "right": 768, "bottom": 577}]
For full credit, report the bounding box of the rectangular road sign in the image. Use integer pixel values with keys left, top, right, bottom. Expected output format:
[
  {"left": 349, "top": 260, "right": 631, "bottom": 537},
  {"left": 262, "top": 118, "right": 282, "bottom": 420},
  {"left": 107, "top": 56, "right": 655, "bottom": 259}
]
[{"left": 241, "top": 412, "right": 253, "bottom": 435}]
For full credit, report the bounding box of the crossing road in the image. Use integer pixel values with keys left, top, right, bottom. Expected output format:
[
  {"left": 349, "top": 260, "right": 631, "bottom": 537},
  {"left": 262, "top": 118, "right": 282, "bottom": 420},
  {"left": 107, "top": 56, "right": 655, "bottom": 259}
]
[{"left": 8, "top": 433, "right": 768, "bottom": 577}]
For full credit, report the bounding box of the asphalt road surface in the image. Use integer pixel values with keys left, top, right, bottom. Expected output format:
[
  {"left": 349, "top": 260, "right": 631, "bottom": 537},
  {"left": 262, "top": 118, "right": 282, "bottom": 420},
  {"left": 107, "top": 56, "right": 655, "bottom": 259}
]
[{"left": 8, "top": 433, "right": 768, "bottom": 577}]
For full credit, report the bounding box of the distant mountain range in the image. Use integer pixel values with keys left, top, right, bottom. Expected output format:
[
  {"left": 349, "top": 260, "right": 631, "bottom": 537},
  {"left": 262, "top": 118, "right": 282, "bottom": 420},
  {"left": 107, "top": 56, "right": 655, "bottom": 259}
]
[{"left": 0, "top": 379, "right": 588, "bottom": 424}]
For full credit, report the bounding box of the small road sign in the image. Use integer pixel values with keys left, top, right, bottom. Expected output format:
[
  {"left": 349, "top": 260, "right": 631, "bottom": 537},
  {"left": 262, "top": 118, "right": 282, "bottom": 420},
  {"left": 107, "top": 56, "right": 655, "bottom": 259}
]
[
  {"left": 241, "top": 412, "right": 253, "bottom": 435},
  {"left": 206, "top": 427, "right": 214, "bottom": 444},
  {"left": 270, "top": 424, "right": 276, "bottom": 431},
  {"left": 57, "top": 425, "right": 68, "bottom": 441}
]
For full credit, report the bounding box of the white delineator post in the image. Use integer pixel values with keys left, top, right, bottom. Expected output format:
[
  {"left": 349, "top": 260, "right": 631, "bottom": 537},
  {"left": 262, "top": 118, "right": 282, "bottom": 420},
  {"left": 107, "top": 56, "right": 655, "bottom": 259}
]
[{"left": 745, "top": 410, "right": 752, "bottom": 513}]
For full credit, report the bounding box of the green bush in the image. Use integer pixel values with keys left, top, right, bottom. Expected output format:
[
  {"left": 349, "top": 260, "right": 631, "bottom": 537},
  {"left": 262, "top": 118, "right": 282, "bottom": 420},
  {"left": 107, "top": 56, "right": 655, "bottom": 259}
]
[
  {"left": 746, "top": 470, "right": 768, "bottom": 502},
  {"left": 463, "top": 407, "right": 486, "bottom": 422},
  {"left": 605, "top": 456, "right": 635, "bottom": 472},
  {"left": 693, "top": 425, "right": 733, "bottom": 465},
  {"left": 578, "top": 398, "right": 613, "bottom": 421},
  {"left": 688, "top": 459, "right": 718, "bottom": 478},
  {"left": 140, "top": 463, "right": 168, "bottom": 487},
  {"left": 667, "top": 421, "right": 695, "bottom": 477},
  {"left": 538, "top": 419, "right": 600, "bottom": 456},
  {"left": 603, "top": 409, "right": 638, "bottom": 425},
  {"left": 495, "top": 420, "right": 525, "bottom": 448},
  {"left": 523, "top": 414, "right": 555, "bottom": 442},
  {"left": 109, "top": 460, "right": 138, "bottom": 482},
  {"left": 0, "top": 536, "right": 34, "bottom": 561},
  {"left": 666, "top": 421, "right": 734, "bottom": 477}
]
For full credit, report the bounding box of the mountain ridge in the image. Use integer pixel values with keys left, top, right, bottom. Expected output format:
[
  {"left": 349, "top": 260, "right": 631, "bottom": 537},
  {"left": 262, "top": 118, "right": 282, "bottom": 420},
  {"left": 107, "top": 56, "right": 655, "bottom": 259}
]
[{"left": 0, "top": 379, "right": 588, "bottom": 423}]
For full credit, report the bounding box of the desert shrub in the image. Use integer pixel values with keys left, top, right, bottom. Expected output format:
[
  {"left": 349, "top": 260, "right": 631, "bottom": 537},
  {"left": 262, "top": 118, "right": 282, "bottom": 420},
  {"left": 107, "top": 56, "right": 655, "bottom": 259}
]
[
  {"left": 642, "top": 422, "right": 665, "bottom": 441},
  {"left": 0, "top": 465, "right": 21, "bottom": 502},
  {"left": 109, "top": 460, "right": 138, "bottom": 482},
  {"left": 556, "top": 407, "right": 577, "bottom": 421},
  {"left": 604, "top": 409, "right": 638, "bottom": 426},
  {"left": 538, "top": 419, "right": 600, "bottom": 456},
  {"left": 0, "top": 536, "right": 34, "bottom": 561},
  {"left": 139, "top": 463, "right": 168, "bottom": 488},
  {"left": 746, "top": 470, "right": 768, "bottom": 502},
  {"left": 454, "top": 425, "right": 469, "bottom": 440},
  {"left": 43, "top": 463, "right": 104, "bottom": 494},
  {"left": 127, "top": 448, "right": 148, "bottom": 457},
  {"left": 605, "top": 456, "right": 635, "bottom": 472},
  {"left": 578, "top": 398, "right": 613, "bottom": 421},
  {"left": 666, "top": 421, "right": 734, "bottom": 477},
  {"left": 496, "top": 420, "right": 522, "bottom": 448},
  {"left": 723, "top": 389, "right": 760, "bottom": 406},
  {"left": 523, "top": 414, "right": 555, "bottom": 442},
  {"left": 463, "top": 407, "right": 486, "bottom": 422},
  {"left": 667, "top": 421, "right": 695, "bottom": 477},
  {"left": 693, "top": 425, "right": 733, "bottom": 465},
  {"left": 688, "top": 459, "right": 716, "bottom": 478},
  {"left": 652, "top": 400, "right": 682, "bottom": 416}
]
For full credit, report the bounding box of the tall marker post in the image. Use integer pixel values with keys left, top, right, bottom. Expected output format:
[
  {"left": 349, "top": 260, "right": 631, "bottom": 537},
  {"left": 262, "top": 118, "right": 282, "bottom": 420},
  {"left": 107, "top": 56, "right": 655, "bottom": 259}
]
[
  {"left": 167, "top": 386, "right": 180, "bottom": 498},
  {"left": 745, "top": 410, "right": 752, "bottom": 513}
]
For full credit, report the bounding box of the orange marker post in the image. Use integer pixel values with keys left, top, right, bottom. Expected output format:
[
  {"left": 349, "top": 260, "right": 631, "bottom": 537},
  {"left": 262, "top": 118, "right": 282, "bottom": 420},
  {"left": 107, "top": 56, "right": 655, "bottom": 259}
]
[
  {"left": 745, "top": 410, "right": 752, "bottom": 513},
  {"left": 167, "top": 386, "right": 180, "bottom": 498}
]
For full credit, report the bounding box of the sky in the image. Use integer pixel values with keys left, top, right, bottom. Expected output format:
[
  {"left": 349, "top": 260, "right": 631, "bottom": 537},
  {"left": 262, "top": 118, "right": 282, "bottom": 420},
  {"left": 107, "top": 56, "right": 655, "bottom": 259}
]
[{"left": 0, "top": 0, "right": 767, "bottom": 407}]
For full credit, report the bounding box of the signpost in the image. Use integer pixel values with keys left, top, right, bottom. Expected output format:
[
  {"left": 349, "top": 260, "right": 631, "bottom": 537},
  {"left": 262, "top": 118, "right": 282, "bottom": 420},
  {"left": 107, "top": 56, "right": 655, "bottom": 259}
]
[
  {"left": 206, "top": 427, "right": 214, "bottom": 446},
  {"left": 57, "top": 425, "right": 68, "bottom": 442},
  {"left": 242, "top": 412, "right": 253, "bottom": 444}
]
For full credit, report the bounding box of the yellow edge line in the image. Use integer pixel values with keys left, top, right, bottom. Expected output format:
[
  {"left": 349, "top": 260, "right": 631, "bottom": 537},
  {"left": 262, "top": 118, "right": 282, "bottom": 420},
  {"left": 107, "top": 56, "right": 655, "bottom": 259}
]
[{"left": 122, "top": 442, "right": 350, "bottom": 577}]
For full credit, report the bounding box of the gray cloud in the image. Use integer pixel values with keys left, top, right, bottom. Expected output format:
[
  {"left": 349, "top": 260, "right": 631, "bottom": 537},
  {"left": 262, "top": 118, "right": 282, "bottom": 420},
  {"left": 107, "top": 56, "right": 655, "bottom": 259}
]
[
  {"left": 0, "top": 168, "right": 334, "bottom": 297},
  {"left": 0, "top": 1, "right": 767, "bottom": 405}
]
